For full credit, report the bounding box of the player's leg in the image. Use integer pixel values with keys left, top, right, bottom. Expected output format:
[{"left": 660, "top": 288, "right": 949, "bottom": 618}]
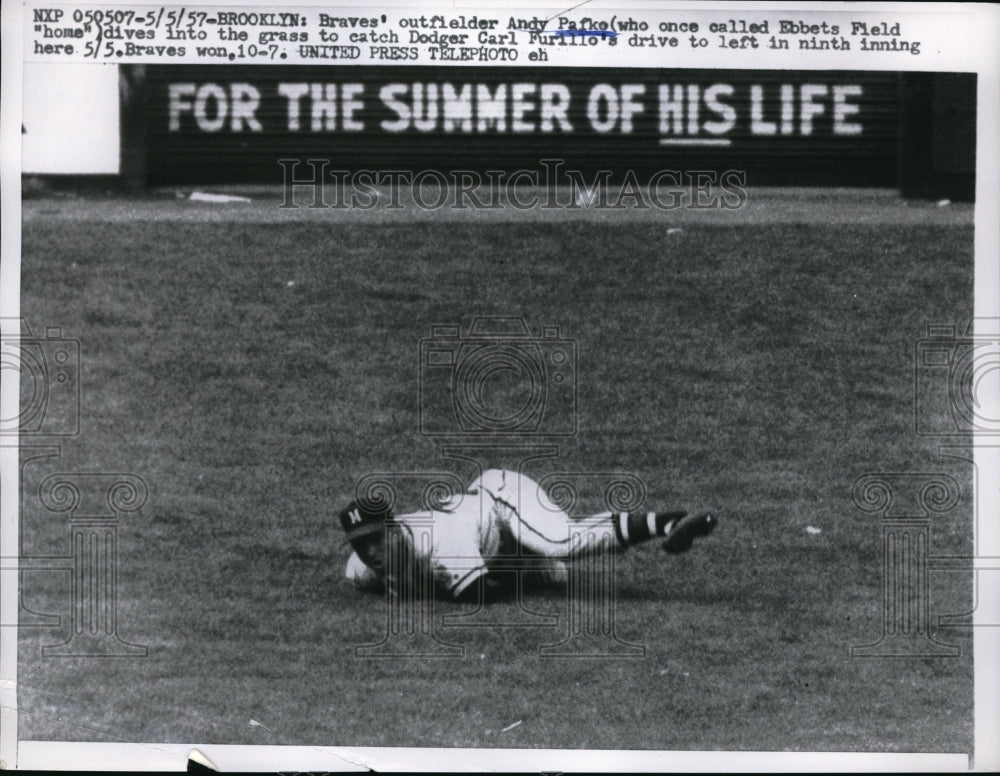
[
  {"left": 472, "top": 469, "right": 579, "bottom": 554},
  {"left": 607, "top": 509, "right": 718, "bottom": 553},
  {"left": 523, "top": 508, "right": 717, "bottom": 557},
  {"left": 471, "top": 469, "right": 717, "bottom": 558},
  {"left": 480, "top": 470, "right": 717, "bottom": 557}
]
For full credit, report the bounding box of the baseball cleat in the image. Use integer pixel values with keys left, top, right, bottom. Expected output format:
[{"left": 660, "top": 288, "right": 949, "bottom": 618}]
[{"left": 662, "top": 511, "right": 717, "bottom": 553}]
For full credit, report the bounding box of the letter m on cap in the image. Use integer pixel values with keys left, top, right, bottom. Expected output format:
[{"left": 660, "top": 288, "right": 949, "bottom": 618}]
[{"left": 349, "top": 508, "right": 362, "bottom": 524}]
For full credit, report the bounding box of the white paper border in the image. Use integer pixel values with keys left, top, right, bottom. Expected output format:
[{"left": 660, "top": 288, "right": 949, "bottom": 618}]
[{"left": 3, "top": 1, "right": 998, "bottom": 772}]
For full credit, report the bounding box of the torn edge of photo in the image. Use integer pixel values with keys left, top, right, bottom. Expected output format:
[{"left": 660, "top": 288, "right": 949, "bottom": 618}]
[{"left": 2, "top": 0, "right": 999, "bottom": 772}]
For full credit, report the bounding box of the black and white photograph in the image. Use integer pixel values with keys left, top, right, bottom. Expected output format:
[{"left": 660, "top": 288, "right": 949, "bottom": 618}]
[{"left": 1, "top": 1, "right": 998, "bottom": 771}]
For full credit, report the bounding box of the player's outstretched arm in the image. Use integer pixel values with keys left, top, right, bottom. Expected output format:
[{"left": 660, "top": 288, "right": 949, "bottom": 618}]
[{"left": 345, "top": 551, "right": 385, "bottom": 593}]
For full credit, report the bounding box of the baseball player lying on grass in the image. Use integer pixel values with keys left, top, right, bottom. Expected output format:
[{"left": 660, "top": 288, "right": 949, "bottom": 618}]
[{"left": 338, "top": 469, "right": 717, "bottom": 602}]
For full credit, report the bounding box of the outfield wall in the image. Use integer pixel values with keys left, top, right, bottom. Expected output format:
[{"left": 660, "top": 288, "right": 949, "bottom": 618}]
[
  {"left": 141, "top": 66, "right": 905, "bottom": 187},
  {"left": 51, "top": 66, "right": 977, "bottom": 199}
]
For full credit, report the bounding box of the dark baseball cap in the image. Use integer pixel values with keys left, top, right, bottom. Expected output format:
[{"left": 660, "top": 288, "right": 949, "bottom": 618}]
[{"left": 338, "top": 497, "right": 391, "bottom": 544}]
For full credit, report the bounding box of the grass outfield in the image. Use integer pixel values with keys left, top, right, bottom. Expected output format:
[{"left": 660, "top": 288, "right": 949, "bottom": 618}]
[{"left": 17, "top": 199, "right": 973, "bottom": 752}]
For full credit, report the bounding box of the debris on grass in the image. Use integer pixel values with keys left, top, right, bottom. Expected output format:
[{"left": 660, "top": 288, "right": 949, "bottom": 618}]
[
  {"left": 805, "top": 526, "right": 822, "bottom": 535},
  {"left": 937, "top": 199, "right": 951, "bottom": 207},
  {"left": 667, "top": 228, "right": 683, "bottom": 235},
  {"left": 189, "top": 191, "right": 252, "bottom": 203},
  {"left": 501, "top": 720, "right": 522, "bottom": 733}
]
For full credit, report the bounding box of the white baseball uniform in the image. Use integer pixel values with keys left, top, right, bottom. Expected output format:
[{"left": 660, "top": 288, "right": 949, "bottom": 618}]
[{"left": 345, "top": 469, "right": 615, "bottom": 599}]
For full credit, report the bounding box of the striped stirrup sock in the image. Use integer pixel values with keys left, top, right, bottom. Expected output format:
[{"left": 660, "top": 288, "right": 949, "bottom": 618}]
[{"left": 612, "top": 510, "right": 688, "bottom": 548}]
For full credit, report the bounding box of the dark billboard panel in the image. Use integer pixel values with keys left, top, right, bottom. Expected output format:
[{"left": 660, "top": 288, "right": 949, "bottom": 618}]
[{"left": 144, "top": 66, "right": 902, "bottom": 186}]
